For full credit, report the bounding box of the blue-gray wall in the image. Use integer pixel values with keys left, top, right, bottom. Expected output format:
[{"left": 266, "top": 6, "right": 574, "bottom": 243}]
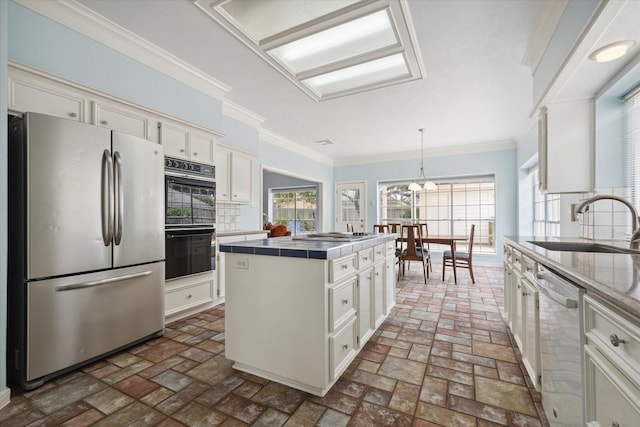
[{"left": 335, "top": 148, "right": 518, "bottom": 265}]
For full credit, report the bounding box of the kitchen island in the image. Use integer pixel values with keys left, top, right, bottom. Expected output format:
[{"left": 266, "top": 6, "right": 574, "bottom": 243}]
[{"left": 219, "top": 233, "right": 397, "bottom": 396}]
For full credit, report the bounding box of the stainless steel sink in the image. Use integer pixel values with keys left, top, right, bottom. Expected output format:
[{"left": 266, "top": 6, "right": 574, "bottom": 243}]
[{"left": 529, "top": 240, "right": 640, "bottom": 254}]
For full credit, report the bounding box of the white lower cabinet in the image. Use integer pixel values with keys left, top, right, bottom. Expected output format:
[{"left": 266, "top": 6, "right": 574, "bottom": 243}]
[
  {"left": 521, "top": 275, "right": 540, "bottom": 390},
  {"left": 164, "top": 271, "right": 216, "bottom": 322},
  {"left": 357, "top": 268, "right": 374, "bottom": 345},
  {"left": 584, "top": 294, "right": 640, "bottom": 425}
]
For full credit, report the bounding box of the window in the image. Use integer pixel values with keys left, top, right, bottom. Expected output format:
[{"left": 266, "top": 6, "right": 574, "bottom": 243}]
[
  {"left": 626, "top": 87, "right": 640, "bottom": 210},
  {"left": 379, "top": 176, "right": 496, "bottom": 253},
  {"left": 532, "top": 170, "right": 560, "bottom": 238},
  {"left": 270, "top": 187, "right": 317, "bottom": 235}
]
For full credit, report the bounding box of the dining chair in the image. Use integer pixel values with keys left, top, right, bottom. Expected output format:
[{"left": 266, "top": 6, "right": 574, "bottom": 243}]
[
  {"left": 443, "top": 224, "right": 475, "bottom": 284},
  {"left": 346, "top": 224, "right": 354, "bottom": 232},
  {"left": 416, "top": 223, "right": 433, "bottom": 273},
  {"left": 373, "top": 224, "right": 390, "bottom": 233},
  {"left": 398, "top": 224, "right": 430, "bottom": 283},
  {"left": 388, "top": 223, "right": 402, "bottom": 234}
]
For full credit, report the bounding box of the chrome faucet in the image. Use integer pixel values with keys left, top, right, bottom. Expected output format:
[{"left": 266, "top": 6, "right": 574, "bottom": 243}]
[{"left": 572, "top": 195, "right": 640, "bottom": 249}]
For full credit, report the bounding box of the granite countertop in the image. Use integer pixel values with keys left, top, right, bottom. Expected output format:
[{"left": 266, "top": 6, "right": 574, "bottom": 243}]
[
  {"left": 219, "top": 234, "right": 396, "bottom": 260},
  {"left": 503, "top": 236, "right": 640, "bottom": 317}
]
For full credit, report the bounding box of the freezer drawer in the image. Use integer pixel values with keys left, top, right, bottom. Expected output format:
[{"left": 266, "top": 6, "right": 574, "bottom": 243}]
[{"left": 25, "top": 262, "right": 165, "bottom": 382}]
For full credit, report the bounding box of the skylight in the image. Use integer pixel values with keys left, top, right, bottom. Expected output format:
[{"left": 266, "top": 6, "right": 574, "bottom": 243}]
[{"left": 194, "top": 0, "right": 424, "bottom": 101}]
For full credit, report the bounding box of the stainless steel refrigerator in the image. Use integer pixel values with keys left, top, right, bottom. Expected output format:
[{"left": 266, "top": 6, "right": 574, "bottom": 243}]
[{"left": 7, "top": 112, "right": 166, "bottom": 390}]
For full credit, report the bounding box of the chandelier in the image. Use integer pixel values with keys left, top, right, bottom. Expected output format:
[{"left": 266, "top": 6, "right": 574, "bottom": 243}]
[{"left": 408, "top": 128, "right": 436, "bottom": 191}]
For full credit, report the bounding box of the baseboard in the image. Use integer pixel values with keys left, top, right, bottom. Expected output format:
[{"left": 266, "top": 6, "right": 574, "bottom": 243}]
[{"left": 0, "top": 386, "right": 11, "bottom": 410}]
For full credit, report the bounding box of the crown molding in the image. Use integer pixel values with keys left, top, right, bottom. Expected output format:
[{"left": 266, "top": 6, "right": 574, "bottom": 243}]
[
  {"left": 521, "top": 0, "right": 569, "bottom": 74},
  {"left": 222, "top": 100, "right": 265, "bottom": 128},
  {"left": 259, "top": 128, "right": 334, "bottom": 167},
  {"left": 334, "top": 139, "right": 517, "bottom": 167},
  {"left": 14, "top": 0, "right": 230, "bottom": 100}
]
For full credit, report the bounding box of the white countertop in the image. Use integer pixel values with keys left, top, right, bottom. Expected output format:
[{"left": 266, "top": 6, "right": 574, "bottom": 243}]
[{"left": 503, "top": 236, "right": 640, "bottom": 317}]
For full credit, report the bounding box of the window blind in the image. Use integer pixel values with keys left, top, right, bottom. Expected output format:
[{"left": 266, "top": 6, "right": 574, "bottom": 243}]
[{"left": 624, "top": 87, "right": 640, "bottom": 211}]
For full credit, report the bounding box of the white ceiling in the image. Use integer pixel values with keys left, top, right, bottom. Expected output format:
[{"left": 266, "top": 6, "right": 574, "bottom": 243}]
[{"left": 76, "top": 0, "right": 545, "bottom": 163}]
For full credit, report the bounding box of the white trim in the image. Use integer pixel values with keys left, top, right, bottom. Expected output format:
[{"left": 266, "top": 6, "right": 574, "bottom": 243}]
[
  {"left": 334, "top": 139, "right": 517, "bottom": 167},
  {"left": 222, "top": 101, "right": 265, "bottom": 128},
  {"left": 522, "top": 0, "right": 569, "bottom": 73},
  {"left": 259, "top": 128, "right": 334, "bottom": 166},
  {"left": 0, "top": 387, "right": 11, "bottom": 410},
  {"left": 14, "top": 0, "right": 230, "bottom": 100}
]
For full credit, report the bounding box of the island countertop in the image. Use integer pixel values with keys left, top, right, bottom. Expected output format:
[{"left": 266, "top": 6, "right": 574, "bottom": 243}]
[
  {"left": 219, "top": 234, "right": 397, "bottom": 260},
  {"left": 503, "top": 236, "right": 640, "bottom": 317}
]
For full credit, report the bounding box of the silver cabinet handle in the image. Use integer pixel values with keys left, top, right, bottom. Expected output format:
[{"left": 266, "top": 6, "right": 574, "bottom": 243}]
[
  {"left": 100, "top": 120, "right": 108, "bottom": 125},
  {"left": 342, "top": 264, "right": 348, "bottom": 269},
  {"left": 193, "top": 152, "right": 198, "bottom": 156},
  {"left": 69, "top": 112, "right": 77, "bottom": 118},
  {"left": 342, "top": 344, "right": 348, "bottom": 350},
  {"left": 180, "top": 149, "right": 185, "bottom": 152},
  {"left": 612, "top": 421, "right": 620, "bottom": 427},
  {"left": 610, "top": 334, "right": 626, "bottom": 347},
  {"left": 56, "top": 270, "right": 152, "bottom": 291},
  {"left": 342, "top": 299, "right": 349, "bottom": 305}
]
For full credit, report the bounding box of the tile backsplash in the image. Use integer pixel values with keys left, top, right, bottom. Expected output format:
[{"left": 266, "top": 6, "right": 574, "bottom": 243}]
[
  {"left": 577, "top": 187, "right": 634, "bottom": 241},
  {"left": 216, "top": 202, "right": 241, "bottom": 233}
]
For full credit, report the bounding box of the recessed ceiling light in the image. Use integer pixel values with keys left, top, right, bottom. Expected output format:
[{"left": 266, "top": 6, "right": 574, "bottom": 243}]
[
  {"left": 589, "top": 40, "right": 636, "bottom": 63},
  {"left": 316, "top": 139, "right": 335, "bottom": 146}
]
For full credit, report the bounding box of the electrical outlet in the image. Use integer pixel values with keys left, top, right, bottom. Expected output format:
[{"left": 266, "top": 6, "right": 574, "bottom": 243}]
[{"left": 236, "top": 258, "right": 249, "bottom": 269}]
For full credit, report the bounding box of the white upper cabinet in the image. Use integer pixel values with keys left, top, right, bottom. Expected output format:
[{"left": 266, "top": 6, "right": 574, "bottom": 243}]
[
  {"left": 92, "top": 101, "right": 153, "bottom": 141},
  {"left": 9, "top": 72, "right": 86, "bottom": 121},
  {"left": 159, "top": 120, "right": 217, "bottom": 165},
  {"left": 216, "top": 146, "right": 253, "bottom": 204},
  {"left": 538, "top": 99, "right": 594, "bottom": 193}
]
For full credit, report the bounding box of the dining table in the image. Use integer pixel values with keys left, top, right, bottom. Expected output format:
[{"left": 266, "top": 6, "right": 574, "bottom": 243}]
[{"left": 397, "top": 233, "right": 468, "bottom": 285}]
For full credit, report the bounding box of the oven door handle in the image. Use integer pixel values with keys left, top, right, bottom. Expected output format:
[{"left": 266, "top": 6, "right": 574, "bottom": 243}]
[{"left": 166, "top": 228, "right": 215, "bottom": 238}]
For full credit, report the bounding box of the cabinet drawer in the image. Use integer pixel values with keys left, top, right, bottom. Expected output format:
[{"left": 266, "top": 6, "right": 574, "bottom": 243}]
[
  {"left": 584, "top": 294, "right": 640, "bottom": 386},
  {"left": 165, "top": 280, "right": 213, "bottom": 315},
  {"left": 10, "top": 77, "right": 85, "bottom": 121},
  {"left": 329, "top": 277, "right": 357, "bottom": 332},
  {"left": 584, "top": 345, "right": 640, "bottom": 426},
  {"left": 373, "top": 244, "right": 386, "bottom": 262},
  {"left": 329, "top": 254, "right": 357, "bottom": 283},
  {"left": 329, "top": 318, "right": 357, "bottom": 382},
  {"left": 358, "top": 248, "right": 374, "bottom": 269},
  {"left": 385, "top": 241, "right": 396, "bottom": 257}
]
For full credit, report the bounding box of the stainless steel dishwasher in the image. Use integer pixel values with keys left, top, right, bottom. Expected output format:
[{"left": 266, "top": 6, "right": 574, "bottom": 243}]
[{"left": 530, "top": 266, "right": 585, "bottom": 426}]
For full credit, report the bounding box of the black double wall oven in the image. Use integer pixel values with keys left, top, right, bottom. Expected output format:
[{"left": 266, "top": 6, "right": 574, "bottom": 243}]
[{"left": 165, "top": 157, "right": 216, "bottom": 280}]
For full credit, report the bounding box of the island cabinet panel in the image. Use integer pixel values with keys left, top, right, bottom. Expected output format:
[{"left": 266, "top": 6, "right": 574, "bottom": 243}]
[{"left": 223, "top": 236, "right": 396, "bottom": 396}]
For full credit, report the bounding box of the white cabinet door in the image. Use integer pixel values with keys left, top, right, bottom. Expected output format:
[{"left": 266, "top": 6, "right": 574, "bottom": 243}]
[
  {"left": 191, "top": 130, "right": 215, "bottom": 164},
  {"left": 357, "top": 268, "right": 374, "bottom": 346},
  {"left": 373, "top": 262, "right": 385, "bottom": 328},
  {"left": 231, "top": 152, "right": 252, "bottom": 203},
  {"left": 160, "top": 121, "right": 190, "bottom": 160},
  {"left": 512, "top": 269, "right": 524, "bottom": 350},
  {"left": 539, "top": 99, "right": 594, "bottom": 193},
  {"left": 384, "top": 257, "right": 396, "bottom": 315},
  {"left": 521, "top": 277, "right": 540, "bottom": 391},
  {"left": 216, "top": 147, "right": 232, "bottom": 202},
  {"left": 9, "top": 76, "right": 85, "bottom": 121},
  {"left": 93, "top": 102, "right": 151, "bottom": 140}
]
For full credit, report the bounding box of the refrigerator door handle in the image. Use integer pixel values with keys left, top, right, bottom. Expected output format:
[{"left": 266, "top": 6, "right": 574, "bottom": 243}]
[
  {"left": 55, "top": 270, "right": 153, "bottom": 291},
  {"left": 114, "top": 151, "right": 123, "bottom": 245},
  {"left": 101, "top": 149, "right": 114, "bottom": 246}
]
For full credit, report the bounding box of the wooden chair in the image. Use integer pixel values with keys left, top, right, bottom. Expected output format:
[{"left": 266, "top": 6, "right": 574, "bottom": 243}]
[
  {"left": 388, "top": 223, "right": 401, "bottom": 234},
  {"left": 373, "top": 224, "right": 390, "bottom": 233},
  {"left": 398, "top": 224, "right": 430, "bottom": 283},
  {"left": 416, "top": 223, "right": 433, "bottom": 273},
  {"left": 346, "top": 224, "right": 354, "bottom": 232},
  {"left": 443, "top": 224, "right": 475, "bottom": 284}
]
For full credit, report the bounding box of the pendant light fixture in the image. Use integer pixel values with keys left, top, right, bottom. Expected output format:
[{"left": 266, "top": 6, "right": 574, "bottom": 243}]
[{"left": 408, "top": 128, "right": 437, "bottom": 191}]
